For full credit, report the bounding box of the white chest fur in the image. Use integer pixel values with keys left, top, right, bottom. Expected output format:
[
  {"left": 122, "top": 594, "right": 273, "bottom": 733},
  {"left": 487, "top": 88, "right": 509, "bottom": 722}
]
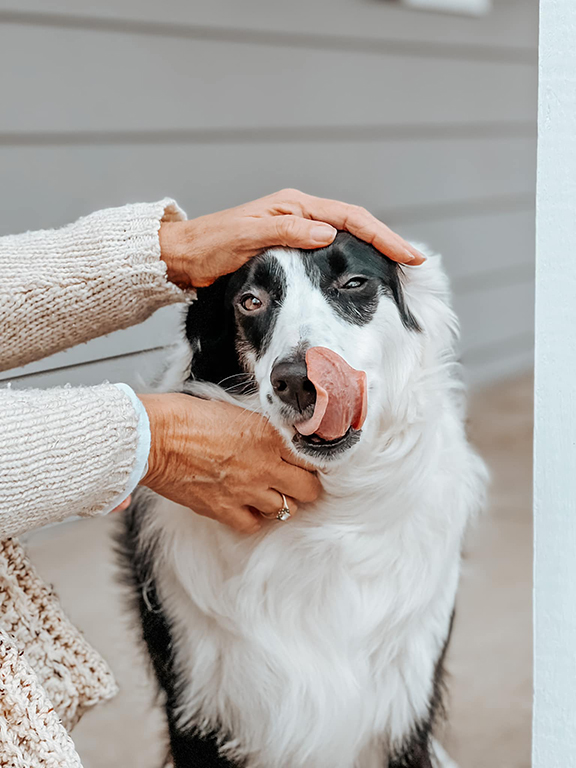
[{"left": 141, "top": 408, "right": 484, "bottom": 768}]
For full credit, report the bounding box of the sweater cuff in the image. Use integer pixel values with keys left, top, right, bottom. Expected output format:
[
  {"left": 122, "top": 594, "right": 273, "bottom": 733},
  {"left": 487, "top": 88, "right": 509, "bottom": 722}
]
[
  {"left": 101, "top": 384, "right": 151, "bottom": 515},
  {"left": 122, "top": 197, "right": 198, "bottom": 306},
  {"left": 0, "top": 384, "right": 141, "bottom": 539}
]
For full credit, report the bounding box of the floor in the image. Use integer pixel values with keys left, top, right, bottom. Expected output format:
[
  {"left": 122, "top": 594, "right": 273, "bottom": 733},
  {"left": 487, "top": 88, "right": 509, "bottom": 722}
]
[{"left": 24, "top": 372, "right": 533, "bottom": 768}]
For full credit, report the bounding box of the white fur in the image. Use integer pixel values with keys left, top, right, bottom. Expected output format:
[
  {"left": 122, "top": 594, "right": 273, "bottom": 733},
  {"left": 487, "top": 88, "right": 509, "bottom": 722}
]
[{"left": 139, "top": 249, "right": 487, "bottom": 768}]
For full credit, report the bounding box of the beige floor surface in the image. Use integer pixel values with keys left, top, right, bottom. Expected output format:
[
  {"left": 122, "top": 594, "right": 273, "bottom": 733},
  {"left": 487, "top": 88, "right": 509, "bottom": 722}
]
[{"left": 25, "top": 373, "right": 533, "bottom": 768}]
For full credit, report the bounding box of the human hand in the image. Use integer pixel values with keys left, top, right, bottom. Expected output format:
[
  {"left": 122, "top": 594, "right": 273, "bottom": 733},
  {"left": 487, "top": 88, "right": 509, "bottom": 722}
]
[
  {"left": 159, "top": 188, "right": 425, "bottom": 289},
  {"left": 111, "top": 496, "right": 132, "bottom": 513},
  {"left": 138, "top": 393, "right": 321, "bottom": 534}
]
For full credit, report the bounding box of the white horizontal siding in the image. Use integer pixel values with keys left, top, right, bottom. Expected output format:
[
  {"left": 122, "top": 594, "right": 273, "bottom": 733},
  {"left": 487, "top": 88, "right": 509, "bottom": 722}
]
[
  {"left": 454, "top": 277, "right": 534, "bottom": 354},
  {"left": 0, "top": 0, "right": 538, "bottom": 52},
  {"left": 0, "top": 25, "right": 536, "bottom": 134},
  {"left": 464, "top": 336, "right": 533, "bottom": 386},
  {"left": 396, "top": 207, "right": 535, "bottom": 286},
  {"left": 0, "top": 0, "right": 536, "bottom": 386},
  {"left": 0, "top": 139, "right": 535, "bottom": 236},
  {"left": 0, "top": 348, "right": 169, "bottom": 390}
]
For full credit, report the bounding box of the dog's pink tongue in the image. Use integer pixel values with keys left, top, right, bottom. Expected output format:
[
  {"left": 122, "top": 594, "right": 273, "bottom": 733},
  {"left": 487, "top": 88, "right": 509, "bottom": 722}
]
[{"left": 296, "top": 347, "right": 368, "bottom": 441}]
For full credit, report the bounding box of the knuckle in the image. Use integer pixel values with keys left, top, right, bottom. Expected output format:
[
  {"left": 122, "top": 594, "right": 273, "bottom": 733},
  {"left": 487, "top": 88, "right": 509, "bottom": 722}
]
[
  {"left": 305, "top": 479, "right": 321, "bottom": 501},
  {"left": 237, "top": 523, "right": 253, "bottom": 534},
  {"left": 232, "top": 515, "right": 253, "bottom": 533},
  {"left": 305, "top": 487, "right": 319, "bottom": 502},
  {"left": 277, "top": 216, "right": 300, "bottom": 242},
  {"left": 279, "top": 187, "right": 302, "bottom": 200}
]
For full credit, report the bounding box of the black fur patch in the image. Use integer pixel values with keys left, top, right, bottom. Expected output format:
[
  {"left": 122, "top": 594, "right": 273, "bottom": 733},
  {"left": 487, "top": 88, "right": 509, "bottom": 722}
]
[
  {"left": 116, "top": 495, "right": 241, "bottom": 768},
  {"left": 227, "top": 255, "right": 287, "bottom": 358},
  {"left": 388, "top": 610, "right": 455, "bottom": 768},
  {"left": 302, "top": 232, "right": 420, "bottom": 331},
  {"left": 184, "top": 274, "right": 242, "bottom": 387},
  {"left": 183, "top": 257, "right": 287, "bottom": 389}
]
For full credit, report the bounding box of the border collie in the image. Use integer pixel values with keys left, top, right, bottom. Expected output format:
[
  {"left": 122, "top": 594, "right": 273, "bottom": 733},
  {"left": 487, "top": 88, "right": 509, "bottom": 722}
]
[{"left": 119, "top": 232, "right": 487, "bottom": 768}]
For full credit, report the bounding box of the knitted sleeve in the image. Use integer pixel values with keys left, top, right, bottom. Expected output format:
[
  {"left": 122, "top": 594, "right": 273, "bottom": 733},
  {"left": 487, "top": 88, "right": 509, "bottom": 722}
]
[
  {"left": 0, "top": 198, "right": 192, "bottom": 373},
  {"left": 0, "top": 384, "right": 141, "bottom": 538}
]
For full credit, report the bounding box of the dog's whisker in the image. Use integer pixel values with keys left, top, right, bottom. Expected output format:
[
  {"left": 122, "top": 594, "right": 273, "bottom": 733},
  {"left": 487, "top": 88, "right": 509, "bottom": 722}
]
[{"left": 217, "top": 372, "right": 253, "bottom": 387}]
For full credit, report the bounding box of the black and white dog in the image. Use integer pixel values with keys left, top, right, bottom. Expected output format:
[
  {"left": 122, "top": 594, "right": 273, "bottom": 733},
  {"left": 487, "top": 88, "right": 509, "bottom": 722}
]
[{"left": 120, "top": 233, "right": 487, "bottom": 768}]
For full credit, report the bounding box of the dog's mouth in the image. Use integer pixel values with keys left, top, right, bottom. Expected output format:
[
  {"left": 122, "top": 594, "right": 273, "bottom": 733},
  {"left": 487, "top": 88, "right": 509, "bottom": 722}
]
[
  {"left": 284, "top": 347, "right": 367, "bottom": 459},
  {"left": 296, "top": 347, "right": 366, "bottom": 432},
  {"left": 292, "top": 425, "right": 361, "bottom": 458}
]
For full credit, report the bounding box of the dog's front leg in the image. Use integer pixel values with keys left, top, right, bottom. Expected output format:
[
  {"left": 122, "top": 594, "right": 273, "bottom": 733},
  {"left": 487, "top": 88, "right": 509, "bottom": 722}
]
[
  {"left": 388, "top": 736, "right": 459, "bottom": 768},
  {"left": 388, "top": 737, "right": 433, "bottom": 768},
  {"left": 167, "top": 724, "right": 242, "bottom": 768}
]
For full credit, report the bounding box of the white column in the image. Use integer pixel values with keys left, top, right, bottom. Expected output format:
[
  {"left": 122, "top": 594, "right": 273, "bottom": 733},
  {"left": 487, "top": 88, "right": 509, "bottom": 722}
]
[{"left": 534, "top": 0, "right": 576, "bottom": 764}]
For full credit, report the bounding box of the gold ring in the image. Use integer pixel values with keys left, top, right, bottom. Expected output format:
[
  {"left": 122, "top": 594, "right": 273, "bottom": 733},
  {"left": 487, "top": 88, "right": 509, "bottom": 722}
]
[{"left": 262, "top": 493, "right": 291, "bottom": 522}]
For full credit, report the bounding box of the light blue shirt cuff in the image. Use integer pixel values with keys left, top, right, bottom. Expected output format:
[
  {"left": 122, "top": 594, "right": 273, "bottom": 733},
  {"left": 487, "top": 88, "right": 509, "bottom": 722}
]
[{"left": 101, "top": 383, "right": 151, "bottom": 515}]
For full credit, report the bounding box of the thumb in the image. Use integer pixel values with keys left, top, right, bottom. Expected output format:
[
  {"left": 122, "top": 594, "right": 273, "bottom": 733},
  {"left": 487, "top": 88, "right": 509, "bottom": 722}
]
[{"left": 255, "top": 215, "right": 337, "bottom": 250}]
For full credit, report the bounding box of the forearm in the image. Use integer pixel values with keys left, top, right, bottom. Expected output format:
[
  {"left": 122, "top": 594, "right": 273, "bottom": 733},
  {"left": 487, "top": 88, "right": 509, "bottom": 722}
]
[
  {"left": 0, "top": 199, "right": 192, "bottom": 373},
  {"left": 0, "top": 384, "right": 144, "bottom": 538}
]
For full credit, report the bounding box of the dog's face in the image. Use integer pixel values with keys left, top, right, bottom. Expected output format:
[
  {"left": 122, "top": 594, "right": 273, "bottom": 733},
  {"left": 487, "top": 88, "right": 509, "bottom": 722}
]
[{"left": 187, "top": 233, "right": 429, "bottom": 465}]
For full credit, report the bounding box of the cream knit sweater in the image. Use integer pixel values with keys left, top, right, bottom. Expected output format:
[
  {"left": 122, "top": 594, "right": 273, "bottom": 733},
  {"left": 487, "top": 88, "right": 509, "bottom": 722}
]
[
  {"left": 0, "top": 198, "right": 190, "bottom": 538},
  {"left": 0, "top": 199, "right": 192, "bottom": 766}
]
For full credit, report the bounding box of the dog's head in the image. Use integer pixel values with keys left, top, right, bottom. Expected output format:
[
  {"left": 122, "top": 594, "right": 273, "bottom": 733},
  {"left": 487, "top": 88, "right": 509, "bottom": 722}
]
[{"left": 184, "top": 232, "right": 456, "bottom": 465}]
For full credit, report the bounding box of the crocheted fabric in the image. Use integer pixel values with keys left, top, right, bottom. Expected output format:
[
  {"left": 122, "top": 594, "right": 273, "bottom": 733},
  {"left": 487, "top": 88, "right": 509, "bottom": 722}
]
[
  {"left": 0, "top": 628, "right": 82, "bottom": 768},
  {"left": 0, "top": 538, "right": 119, "bottom": 766}
]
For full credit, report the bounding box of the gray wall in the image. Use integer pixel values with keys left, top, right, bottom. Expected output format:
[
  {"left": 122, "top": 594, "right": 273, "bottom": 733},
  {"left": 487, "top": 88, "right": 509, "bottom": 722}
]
[{"left": 0, "top": 0, "right": 537, "bottom": 390}]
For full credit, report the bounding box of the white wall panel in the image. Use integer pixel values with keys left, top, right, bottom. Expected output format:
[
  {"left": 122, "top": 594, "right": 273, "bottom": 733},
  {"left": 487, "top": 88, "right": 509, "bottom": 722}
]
[
  {"left": 0, "top": 0, "right": 538, "bottom": 52},
  {"left": 398, "top": 207, "right": 535, "bottom": 287},
  {"left": 454, "top": 278, "right": 534, "bottom": 354},
  {"left": 0, "top": 348, "right": 169, "bottom": 390},
  {"left": 534, "top": 0, "right": 576, "bottom": 759},
  {"left": 0, "top": 138, "right": 536, "bottom": 236},
  {"left": 464, "top": 337, "right": 534, "bottom": 386},
  {"left": 0, "top": 26, "right": 536, "bottom": 135}
]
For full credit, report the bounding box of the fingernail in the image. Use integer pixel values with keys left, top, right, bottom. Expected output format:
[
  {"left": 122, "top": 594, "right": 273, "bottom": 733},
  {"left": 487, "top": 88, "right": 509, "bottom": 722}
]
[
  {"left": 411, "top": 247, "right": 427, "bottom": 261},
  {"left": 406, "top": 249, "right": 427, "bottom": 265},
  {"left": 310, "top": 224, "right": 337, "bottom": 245},
  {"left": 403, "top": 250, "right": 416, "bottom": 262}
]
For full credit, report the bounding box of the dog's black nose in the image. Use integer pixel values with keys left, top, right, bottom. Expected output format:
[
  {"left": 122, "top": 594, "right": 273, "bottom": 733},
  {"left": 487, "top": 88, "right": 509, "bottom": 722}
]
[{"left": 270, "top": 359, "right": 316, "bottom": 413}]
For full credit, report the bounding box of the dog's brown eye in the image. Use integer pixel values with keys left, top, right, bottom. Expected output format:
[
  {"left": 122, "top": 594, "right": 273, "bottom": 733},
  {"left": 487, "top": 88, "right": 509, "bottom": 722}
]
[
  {"left": 342, "top": 277, "right": 368, "bottom": 290},
  {"left": 240, "top": 294, "right": 263, "bottom": 312}
]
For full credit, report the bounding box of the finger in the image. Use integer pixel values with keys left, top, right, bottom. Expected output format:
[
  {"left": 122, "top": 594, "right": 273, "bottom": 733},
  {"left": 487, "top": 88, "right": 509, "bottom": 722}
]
[
  {"left": 278, "top": 444, "right": 318, "bottom": 472},
  {"left": 112, "top": 495, "right": 132, "bottom": 513},
  {"left": 222, "top": 507, "right": 262, "bottom": 534},
  {"left": 250, "top": 214, "right": 337, "bottom": 251},
  {"left": 275, "top": 192, "right": 425, "bottom": 264},
  {"left": 271, "top": 462, "right": 321, "bottom": 503},
  {"left": 252, "top": 490, "right": 299, "bottom": 518}
]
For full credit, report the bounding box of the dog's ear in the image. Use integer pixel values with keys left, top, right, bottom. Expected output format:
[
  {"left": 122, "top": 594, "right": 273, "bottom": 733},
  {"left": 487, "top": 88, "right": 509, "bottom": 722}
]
[{"left": 184, "top": 275, "right": 243, "bottom": 386}]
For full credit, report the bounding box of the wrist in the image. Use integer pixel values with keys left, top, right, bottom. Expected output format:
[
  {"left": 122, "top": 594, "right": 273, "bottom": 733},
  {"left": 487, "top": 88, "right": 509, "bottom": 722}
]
[
  {"left": 159, "top": 221, "right": 190, "bottom": 289},
  {"left": 138, "top": 394, "right": 168, "bottom": 490}
]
